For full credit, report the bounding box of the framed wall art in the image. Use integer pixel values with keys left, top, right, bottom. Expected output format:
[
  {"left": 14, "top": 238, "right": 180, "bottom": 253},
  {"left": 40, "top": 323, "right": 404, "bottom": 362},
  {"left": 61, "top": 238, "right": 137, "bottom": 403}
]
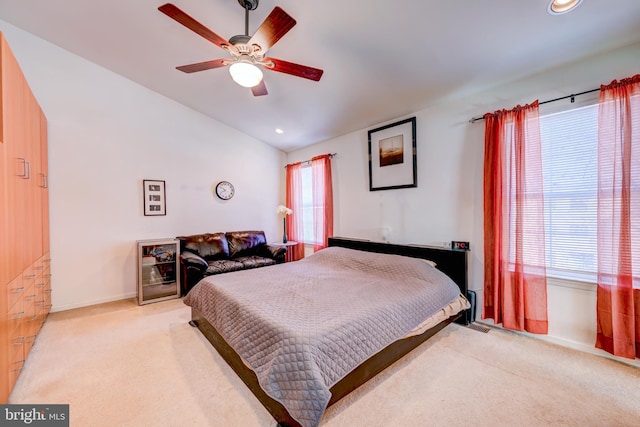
[
  {"left": 368, "top": 117, "right": 417, "bottom": 191},
  {"left": 143, "top": 179, "right": 166, "bottom": 216}
]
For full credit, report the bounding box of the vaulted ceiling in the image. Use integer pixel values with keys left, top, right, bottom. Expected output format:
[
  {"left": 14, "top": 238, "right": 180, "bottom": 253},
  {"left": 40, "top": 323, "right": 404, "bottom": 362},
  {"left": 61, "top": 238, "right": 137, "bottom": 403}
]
[{"left": 1, "top": 0, "right": 639, "bottom": 151}]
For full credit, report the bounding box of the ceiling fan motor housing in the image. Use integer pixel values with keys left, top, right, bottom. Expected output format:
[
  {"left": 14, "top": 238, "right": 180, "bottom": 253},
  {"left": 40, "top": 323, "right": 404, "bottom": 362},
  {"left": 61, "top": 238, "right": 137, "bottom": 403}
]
[{"left": 228, "top": 34, "right": 251, "bottom": 46}]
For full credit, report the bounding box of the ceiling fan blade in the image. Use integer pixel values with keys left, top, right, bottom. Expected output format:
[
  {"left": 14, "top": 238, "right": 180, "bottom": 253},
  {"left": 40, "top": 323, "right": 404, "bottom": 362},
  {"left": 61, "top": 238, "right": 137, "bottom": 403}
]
[
  {"left": 158, "top": 3, "right": 228, "bottom": 49},
  {"left": 176, "top": 59, "right": 228, "bottom": 73},
  {"left": 265, "top": 58, "right": 324, "bottom": 81},
  {"left": 248, "top": 7, "right": 296, "bottom": 53},
  {"left": 251, "top": 80, "right": 268, "bottom": 97}
]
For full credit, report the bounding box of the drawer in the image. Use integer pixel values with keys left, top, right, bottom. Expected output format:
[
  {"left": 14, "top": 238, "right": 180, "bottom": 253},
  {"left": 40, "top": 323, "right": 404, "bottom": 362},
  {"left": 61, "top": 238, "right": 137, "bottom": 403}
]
[
  {"left": 42, "top": 254, "right": 52, "bottom": 277},
  {"left": 32, "top": 257, "right": 46, "bottom": 277},
  {"left": 7, "top": 275, "right": 25, "bottom": 309},
  {"left": 9, "top": 327, "right": 26, "bottom": 384},
  {"left": 42, "top": 288, "right": 52, "bottom": 318},
  {"left": 22, "top": 267, "right": 37, "bottom": 289},
  {"left": 9, "top": 332, "right": 25, "bottom": 366},
  {"left": 42, "top": 287, "right": 52, "bottom": 307},
  {"left": 7, "top": 297, "right": 25, "bottom": 336},
  {"left": 23, "top": 280, "right": 37, "bottom": 312},
  {"left": 24, "top": 334, "right": 37, "bottom": 358},
  {"left": 8, "top": 360, "right": 24, "bottom": 391},
  {"left": 35, "top": 278, "right": 47, "bottom": 302}
]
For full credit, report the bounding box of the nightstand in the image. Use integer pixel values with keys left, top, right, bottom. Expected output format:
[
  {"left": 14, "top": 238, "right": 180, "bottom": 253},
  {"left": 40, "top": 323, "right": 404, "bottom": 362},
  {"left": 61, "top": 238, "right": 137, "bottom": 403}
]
[{"left": 270, "top": 241, "right": 299, "bottom": 263}]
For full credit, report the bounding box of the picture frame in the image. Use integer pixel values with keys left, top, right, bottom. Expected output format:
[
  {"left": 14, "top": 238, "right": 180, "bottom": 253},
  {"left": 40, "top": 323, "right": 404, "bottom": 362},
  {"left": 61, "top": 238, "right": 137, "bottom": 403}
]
[
  {"left": 368, "top": 117, "right": 417, "bottom": 191},
  {"left": 143, "top": 179, "right": 166, "bottom": 216}
]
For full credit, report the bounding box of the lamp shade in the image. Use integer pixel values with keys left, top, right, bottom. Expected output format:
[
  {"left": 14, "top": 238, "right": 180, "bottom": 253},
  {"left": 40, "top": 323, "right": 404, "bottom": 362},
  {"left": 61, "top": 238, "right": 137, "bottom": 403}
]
[
  {"left": 547, "top": 0, "right": 583, "bottom": 15},
  {"left": 229, "top": 62, "right": 263, "bottom": 88}
]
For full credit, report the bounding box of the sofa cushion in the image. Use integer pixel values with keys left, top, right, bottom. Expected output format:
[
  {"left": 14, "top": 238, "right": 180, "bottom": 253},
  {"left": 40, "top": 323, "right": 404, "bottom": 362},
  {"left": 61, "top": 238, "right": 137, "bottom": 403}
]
[
  {"left": 180, "top": 233, "right": 229, "bottom": 260},
  {"left": 226, "top": 231, "right": 267, "bottom": 258},
  {"left": 206, "top": 260, "right": 245, "bottom": 275},
  {"left": 235, "top": 256, "right": 276, "bottom": 269}
]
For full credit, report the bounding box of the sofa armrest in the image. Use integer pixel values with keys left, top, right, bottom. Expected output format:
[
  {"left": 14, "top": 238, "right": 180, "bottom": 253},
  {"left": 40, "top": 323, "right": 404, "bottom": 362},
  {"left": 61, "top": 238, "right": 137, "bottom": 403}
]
[
  {"left": 265, "top": 245, "right": 287, "bottom": 263},
  {"left": 180, "top": 251, "right": 208, "bottom": 273}
]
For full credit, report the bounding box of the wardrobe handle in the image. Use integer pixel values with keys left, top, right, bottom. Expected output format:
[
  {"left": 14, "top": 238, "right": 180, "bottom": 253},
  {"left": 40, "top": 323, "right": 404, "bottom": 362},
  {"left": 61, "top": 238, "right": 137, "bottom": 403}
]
[
  {"left": 39, "top": 173, "right": 48, "bottom": 188},
  {"left": 17, "top": 158, "right": 28, "bottom": 178},
  {"left": 12, "top": 311, "right": 25, "bottom": 320}
]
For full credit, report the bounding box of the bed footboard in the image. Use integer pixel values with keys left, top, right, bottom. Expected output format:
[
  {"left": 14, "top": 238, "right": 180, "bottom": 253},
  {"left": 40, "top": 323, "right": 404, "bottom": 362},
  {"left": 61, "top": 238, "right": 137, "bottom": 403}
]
[{"left": 191, "top": 307, "right": 460, "bottom": 427}]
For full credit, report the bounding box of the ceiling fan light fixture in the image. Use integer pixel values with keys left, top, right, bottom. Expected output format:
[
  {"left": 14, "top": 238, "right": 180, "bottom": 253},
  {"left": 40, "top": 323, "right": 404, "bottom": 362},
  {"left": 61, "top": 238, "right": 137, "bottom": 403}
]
[
  {"left": 547, "top": 0, "right": 583, "bottom": 15},
  {"left": 229, "top": 61, "right": 263, "bottom": 88}
]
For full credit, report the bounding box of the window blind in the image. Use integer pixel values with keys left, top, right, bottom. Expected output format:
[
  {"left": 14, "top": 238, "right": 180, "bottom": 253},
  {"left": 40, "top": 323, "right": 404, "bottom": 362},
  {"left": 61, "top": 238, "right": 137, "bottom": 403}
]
[{"left": 539, "top": 103, "right": 599, "bottom": 280}]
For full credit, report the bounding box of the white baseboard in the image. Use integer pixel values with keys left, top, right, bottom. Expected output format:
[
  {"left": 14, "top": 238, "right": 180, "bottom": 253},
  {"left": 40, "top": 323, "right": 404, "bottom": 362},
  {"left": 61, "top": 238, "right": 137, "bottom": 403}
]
[
  {"left": 476, "top": 320, "right": 640, "bottom": 369},
  {"left": 51, "top": 292, "right": 138, "bottom": 313}
]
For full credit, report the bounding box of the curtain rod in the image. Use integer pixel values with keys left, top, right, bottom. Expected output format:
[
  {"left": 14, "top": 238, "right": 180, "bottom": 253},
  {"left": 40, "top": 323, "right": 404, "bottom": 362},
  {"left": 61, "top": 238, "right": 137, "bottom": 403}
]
[
  {"left": 285, "top": 153, "right": 337, "bottom": 168},
  {"left": 468, "top": 87, "right": 601, "bottom": 124}
]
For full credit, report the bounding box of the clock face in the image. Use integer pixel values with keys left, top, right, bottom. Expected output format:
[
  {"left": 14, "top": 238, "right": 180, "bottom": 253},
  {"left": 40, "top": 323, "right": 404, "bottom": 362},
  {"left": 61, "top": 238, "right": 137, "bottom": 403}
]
[{"left": 215, "top": 181, "right": 235, "bottom": 200}]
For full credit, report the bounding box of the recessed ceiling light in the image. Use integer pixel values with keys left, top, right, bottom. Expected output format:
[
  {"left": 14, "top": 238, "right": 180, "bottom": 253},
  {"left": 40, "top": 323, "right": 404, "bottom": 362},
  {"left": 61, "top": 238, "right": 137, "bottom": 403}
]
[
  {"left": 275, "top": 128, "right": 284, "bottom": 134},
  {"left": 547, "top": 0, "right": 583, "bottom": 15}
]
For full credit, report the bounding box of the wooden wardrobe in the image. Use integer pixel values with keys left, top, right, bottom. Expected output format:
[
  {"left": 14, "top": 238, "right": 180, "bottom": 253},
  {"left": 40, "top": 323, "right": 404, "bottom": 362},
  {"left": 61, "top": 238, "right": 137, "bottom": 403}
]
[{"left": 0, "top": 32, "right": 51, "bottom": 403}]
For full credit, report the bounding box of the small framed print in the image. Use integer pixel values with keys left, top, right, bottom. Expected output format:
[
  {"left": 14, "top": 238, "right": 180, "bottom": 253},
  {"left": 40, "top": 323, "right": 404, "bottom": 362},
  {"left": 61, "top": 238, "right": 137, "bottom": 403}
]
[
  {"left": 368, "top": 117, "right": 417, "bottom": 191},
  {"left": 451, "top": 241, "right": 470, "bottom": 251},
  {"left": 143, "top": 180, "right": 166, "bottom": 216}
]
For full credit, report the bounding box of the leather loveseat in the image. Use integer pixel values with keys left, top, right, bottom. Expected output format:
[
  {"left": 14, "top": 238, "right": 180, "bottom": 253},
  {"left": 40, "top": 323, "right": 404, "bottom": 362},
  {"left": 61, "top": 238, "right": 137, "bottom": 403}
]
[{"left": 177, "top": 230, "right": 286, "bottom": 294}]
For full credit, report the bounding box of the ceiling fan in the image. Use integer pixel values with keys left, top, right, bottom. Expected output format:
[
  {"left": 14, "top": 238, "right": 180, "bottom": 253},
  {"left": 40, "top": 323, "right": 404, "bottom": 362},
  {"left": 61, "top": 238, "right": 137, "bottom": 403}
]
[{"left": 158, "top": 1, "right": 324, "bottom": 96}]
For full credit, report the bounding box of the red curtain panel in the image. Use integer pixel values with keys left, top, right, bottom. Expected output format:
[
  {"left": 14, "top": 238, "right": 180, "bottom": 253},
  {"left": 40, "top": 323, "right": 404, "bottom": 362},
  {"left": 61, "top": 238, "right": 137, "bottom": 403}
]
[
  {"left": 483, "top": 101, "right": 549, "bottom": 334},
  {"left": 285, "top": 162, "right": 305, "bottom": 261},
  {"left": 596, "top": 74, "right": 640, "bottom": 359},
  {"left": 311, "top": 154, "right": 334, "bottom": 251}
]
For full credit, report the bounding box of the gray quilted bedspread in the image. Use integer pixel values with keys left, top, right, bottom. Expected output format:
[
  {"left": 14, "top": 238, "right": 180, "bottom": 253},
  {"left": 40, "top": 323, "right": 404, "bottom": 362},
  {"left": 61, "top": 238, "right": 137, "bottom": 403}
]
[{"left": 183, "top": 246, "right": 462, "bottom": 427}]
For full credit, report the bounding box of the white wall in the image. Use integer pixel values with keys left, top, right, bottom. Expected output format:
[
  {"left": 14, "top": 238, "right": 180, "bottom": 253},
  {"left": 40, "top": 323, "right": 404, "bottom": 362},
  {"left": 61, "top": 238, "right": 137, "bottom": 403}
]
[
  {"left": 287, "top": 41, "right": 640, "bottom": 367},
  {"left": 0, "top": 20, "right": 285, "bottom": 311}
]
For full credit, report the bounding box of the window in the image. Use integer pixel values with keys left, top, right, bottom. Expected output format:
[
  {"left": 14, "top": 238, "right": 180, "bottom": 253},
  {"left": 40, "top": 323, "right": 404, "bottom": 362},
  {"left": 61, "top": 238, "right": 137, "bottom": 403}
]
[
  {"left": 539, "top": 102, "right": 599, "bottom": 281},
  {"left": 300, "top": 166, "right": 315, "bottom": 244},
  {"left": 286, "top": 154, "right": 333, "bottom": 252}
]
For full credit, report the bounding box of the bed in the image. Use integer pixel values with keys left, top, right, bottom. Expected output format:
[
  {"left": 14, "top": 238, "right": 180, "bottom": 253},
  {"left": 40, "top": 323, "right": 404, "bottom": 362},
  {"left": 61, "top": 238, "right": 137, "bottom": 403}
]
[{"left": 183, "top": 236, "right": 470, "bottom": 427}]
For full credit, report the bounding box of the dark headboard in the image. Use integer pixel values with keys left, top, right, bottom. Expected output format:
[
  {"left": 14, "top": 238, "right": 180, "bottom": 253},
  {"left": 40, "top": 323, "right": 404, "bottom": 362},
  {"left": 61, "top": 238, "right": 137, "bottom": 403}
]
[{"left": 327, "top": 237, "right": 468, "bottom": 296}]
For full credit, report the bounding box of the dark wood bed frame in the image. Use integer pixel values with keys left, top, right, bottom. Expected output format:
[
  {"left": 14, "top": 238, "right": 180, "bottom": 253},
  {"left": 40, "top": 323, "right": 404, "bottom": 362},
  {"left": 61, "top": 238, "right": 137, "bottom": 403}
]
[{"left": 189, "top": 236, "right": 469, "bottom": 427}]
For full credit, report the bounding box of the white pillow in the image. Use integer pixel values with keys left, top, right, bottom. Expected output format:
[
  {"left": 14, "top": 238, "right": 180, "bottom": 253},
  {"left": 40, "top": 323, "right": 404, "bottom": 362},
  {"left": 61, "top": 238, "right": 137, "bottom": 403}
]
[{"left": 419, "top": 259, "right": 437, "bottom": 268}]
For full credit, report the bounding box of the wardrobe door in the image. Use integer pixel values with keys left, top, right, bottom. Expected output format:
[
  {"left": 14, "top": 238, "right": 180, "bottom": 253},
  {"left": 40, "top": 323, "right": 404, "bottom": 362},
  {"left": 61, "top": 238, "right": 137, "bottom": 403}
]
[
  {"left": 40, "top": 109, "right": 49, "bottom": 254},
  {"left": 2, "top": 35, "right": 30, "bottom": 279}
]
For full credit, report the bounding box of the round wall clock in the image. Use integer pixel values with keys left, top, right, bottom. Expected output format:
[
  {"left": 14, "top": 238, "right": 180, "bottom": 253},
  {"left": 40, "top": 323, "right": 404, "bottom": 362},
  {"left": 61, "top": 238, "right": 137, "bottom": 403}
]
[{"left": 215, "top": 181, "right": 235, "bottom": 200}]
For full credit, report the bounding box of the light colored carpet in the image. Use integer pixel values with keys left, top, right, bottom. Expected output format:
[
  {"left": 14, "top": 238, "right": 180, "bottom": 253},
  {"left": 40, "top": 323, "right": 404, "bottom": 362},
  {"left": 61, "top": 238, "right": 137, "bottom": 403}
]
[{"left": 10, "top": 298, "right": 640, "bottom": 427}]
